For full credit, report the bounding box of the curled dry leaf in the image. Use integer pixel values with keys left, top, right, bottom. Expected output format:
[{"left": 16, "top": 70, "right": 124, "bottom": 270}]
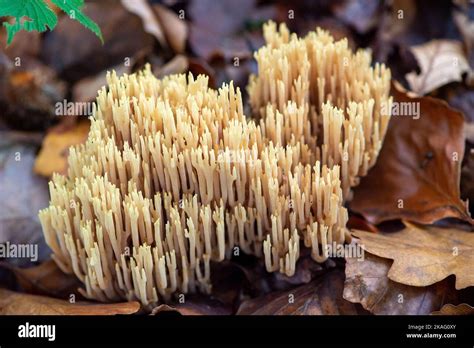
[
  {"left": 121, "top": 0, "right": 167, "bottom": 49},
  {"left": 343, "top": 248, "right": 457, "bottom": 315},
  {"left": 350, "top": 82, "right": 471, "bottom": 225},
  {"left": 152, "top": 4, "right": 188, "bottom": 54},
  {"left": 237, "top": 270, "right": 363, "bottom": 315},
  {"left": 405, "top": 40, "right": 470, "bottom": 95},
  {"left": 346, "top": 215, "right": 378, "bottom": 233},
  {"left": 0, "top": 259, "right": 81, "bottom": 299},
  {"left": 34, "top": 121, "right": 90, "bottom": 177},
  {"left": 0, "top": 289, "right": 140, "bottom": 315},
  {"left": 352, "top": 223, "right": 474, "bottom": 290},
  {"left": 432, "top": 303, "right": 474, "bottom": 315},
  {"left": 151, "top": 295, "right": 232, "bottom": 315}
]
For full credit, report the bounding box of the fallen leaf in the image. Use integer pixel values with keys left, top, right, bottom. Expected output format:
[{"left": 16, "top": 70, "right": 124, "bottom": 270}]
[
  {"left": 121, "top": 0, "right": 168, "bottom": 49},
  {"left": 0, "top": 259, "right": 81, "bottom": 299},
  {"left": 343, "top": 249, "right": 457, "bottom": 314},
  {"left": 406, "top": 40, "right": 470, "bottom": 95},
  {"left": 42, "top": 1, "right": 154, "bottom": 82},
  {"left": 432, "top": 303, "right": 474, "bottom": 315},
  {"left": 237, "top": 270, "right": 365, "bottom": 315},
  {"left": 346, "top": 215, "right": 378, "bottom": 233},
  {"left": 352, "top": 223, "right": 474, "bottom": 290},
  {"left": 0, "top": 137, "right": 50, "bottom": 267},
  {"left": 0, "top": 288, "right": 140, "bottom": 315},
  {"left": 350, "top": 82, "right": 471, "bottom": 225},
  {"left": 153, "top": 4, "right": 187, "bottom": 54},
  {"left": 34, "top": 120, "right": 90, "bottom": 177},
  {"left": 151, "top": 295, "right": 232, "bottom": 315}
]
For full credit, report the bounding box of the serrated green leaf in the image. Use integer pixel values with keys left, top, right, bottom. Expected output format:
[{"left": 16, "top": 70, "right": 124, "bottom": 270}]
[
  {"left": 0, "top": 0, "right": 103, "bottom": 46},
  {"left": 0, "top": 0, "right": 58, "bottom": 45},
  {"left": 51, "top": 0, "right": 103, "bottom": 43}
]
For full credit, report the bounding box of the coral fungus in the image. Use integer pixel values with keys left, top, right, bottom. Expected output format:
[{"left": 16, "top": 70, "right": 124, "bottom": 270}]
[{"left": 39, "top": 22, "right": 391, "bottom": 307}]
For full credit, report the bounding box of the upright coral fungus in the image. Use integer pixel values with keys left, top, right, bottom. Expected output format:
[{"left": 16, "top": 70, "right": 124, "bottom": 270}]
[{"left": 39, "top": 22, "right": 392, "bottom": 308}]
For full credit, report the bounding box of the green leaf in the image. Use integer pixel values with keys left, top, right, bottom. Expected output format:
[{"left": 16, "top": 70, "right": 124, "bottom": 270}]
[
  {"left": 51, "top": 0, "right": 103, "bottom": 43},
  {"left": 0, "top": 0, "right": 58, "bottom": 45},
  {"left": 0, "top": 0, "right": 103, "bottom": 45}
]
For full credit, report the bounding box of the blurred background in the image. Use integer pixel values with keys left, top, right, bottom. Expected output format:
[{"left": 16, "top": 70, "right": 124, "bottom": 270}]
[{"left": 0, "top": 0, "right": 473, "bottom": 268}]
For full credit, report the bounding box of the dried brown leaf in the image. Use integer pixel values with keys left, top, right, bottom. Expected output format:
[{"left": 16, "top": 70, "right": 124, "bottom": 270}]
[
  {"left": 34, "top": 121, "right": 90, "bottom": 177},
  {"left": 237, "top": 270, "right": 363, "bottom": 315},
  {"left": 121, "top": 0, "right": 168, "bottom": 49},
  {"left": 0, "top": 288, "right": 140, "bottom": 315},
  {"left": 350, "top": 83, "right": 471, "bottom": 225},
  {"left": 432, "top": 303, "right": 474, "bottom": 315},
  {"left": 153, "top": 4, "right": 187, "bottom": 54},
  {"left": 352, "top": 223, "right": 474, "bottom": 290},
  {"left": 406, "top": 40, "right": 470, "bottom": 95},
  {"left": 0, "top": 259, "right": 81, "bottom": 299},
  {"left": 151, "top": 296, "right": 232, "bottom": 315},
  {"left": 343, "top": 249, "right": 457, "bottom": 314}
]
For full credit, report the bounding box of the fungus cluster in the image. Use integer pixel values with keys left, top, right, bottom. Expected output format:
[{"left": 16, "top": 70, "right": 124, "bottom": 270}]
[{"left": 39, "top": 22, "right": 392, "bottom": 307}]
